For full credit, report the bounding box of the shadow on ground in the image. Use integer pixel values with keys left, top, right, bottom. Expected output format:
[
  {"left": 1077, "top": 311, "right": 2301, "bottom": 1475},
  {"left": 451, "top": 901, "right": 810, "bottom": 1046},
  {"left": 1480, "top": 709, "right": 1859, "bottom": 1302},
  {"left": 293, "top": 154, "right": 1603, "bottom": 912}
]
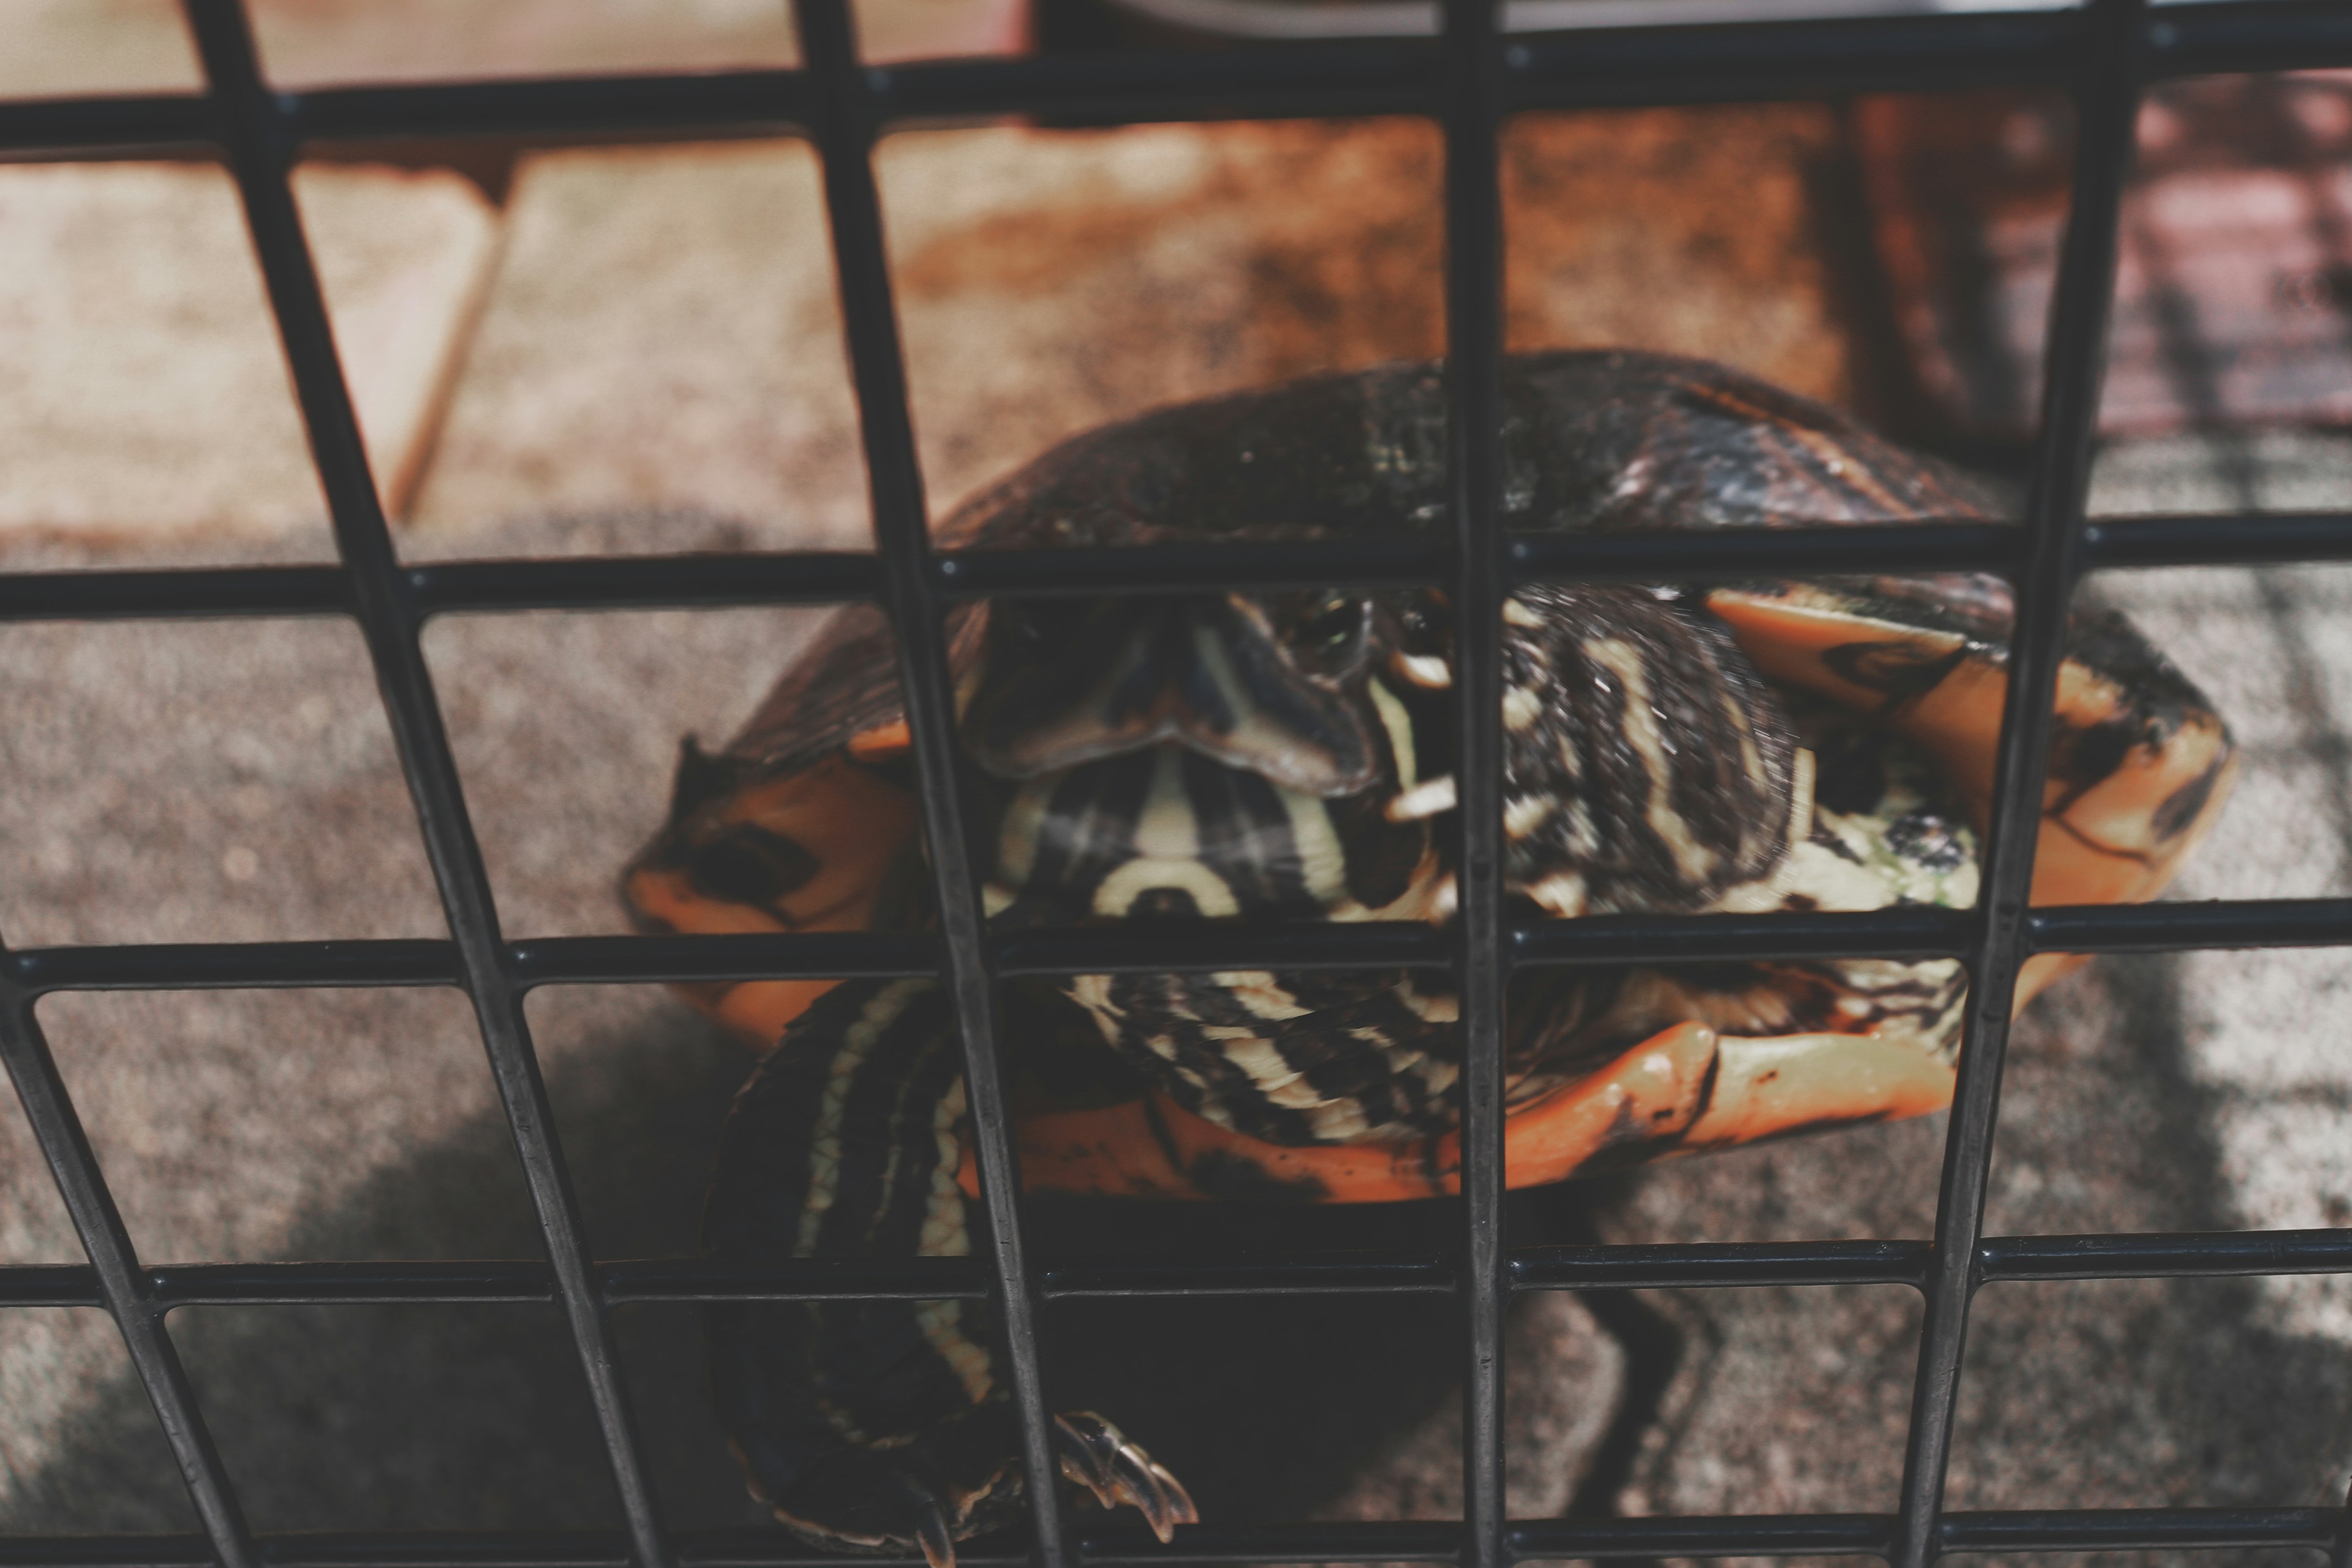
[
  {"left": 3, "top": 992, "right": 1530, "bottom": 1537},
  {"left": 11, "top": 945, "right": 2352, "bottom": 1562}
]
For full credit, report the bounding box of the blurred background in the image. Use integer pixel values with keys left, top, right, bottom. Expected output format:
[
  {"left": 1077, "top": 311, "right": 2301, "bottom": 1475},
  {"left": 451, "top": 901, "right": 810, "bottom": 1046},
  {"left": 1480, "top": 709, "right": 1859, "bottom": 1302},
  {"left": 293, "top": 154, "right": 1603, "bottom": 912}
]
[{"left": 2, "top": 0, "right": 2351, "bottom": 1558}]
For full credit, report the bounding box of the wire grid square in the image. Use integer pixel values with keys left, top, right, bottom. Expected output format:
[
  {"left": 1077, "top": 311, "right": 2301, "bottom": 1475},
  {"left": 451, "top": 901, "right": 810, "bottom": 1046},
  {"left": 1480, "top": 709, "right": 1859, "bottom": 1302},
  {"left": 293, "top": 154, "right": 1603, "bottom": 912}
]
[{"left": 2, "top": 1, "right": 2352, "bottom": 1567}]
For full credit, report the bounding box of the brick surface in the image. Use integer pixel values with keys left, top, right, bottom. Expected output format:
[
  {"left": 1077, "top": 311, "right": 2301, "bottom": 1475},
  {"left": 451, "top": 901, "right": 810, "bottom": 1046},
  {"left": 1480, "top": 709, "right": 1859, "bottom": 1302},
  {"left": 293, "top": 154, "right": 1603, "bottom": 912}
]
[{"left": 0, "top": 160, "right": 497, "bottom": 549}]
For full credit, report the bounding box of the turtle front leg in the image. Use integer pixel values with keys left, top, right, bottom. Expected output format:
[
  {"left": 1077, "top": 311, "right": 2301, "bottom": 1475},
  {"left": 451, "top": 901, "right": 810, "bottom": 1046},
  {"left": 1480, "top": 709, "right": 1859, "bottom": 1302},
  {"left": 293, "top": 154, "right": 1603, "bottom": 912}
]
[
  {"left": 1496, "top": 585, "right": 1804, "bottom": 919},
  {"left": 704, "top": 976, "right": 1196, "bottom": 1566}
]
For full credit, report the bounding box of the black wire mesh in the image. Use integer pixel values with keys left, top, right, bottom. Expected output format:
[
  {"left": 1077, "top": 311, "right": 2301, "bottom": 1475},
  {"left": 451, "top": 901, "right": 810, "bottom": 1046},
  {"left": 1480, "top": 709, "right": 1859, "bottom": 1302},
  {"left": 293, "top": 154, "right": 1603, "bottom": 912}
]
[{"left": 3, "top": 1, "right": 2352, "bottom": 1566}]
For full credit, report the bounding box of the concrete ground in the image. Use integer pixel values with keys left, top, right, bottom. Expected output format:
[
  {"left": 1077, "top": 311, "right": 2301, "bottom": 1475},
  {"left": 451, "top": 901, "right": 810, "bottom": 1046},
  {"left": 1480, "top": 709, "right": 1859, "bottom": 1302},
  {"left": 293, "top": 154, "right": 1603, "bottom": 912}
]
[{"left": 0, "top": 72, "right": 2347, "bottom": 1568}]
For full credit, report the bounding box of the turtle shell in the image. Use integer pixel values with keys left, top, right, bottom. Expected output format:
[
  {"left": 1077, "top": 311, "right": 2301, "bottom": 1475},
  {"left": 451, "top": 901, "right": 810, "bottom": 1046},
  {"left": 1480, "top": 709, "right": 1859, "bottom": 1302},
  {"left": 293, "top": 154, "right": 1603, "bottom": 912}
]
[{"left": 624, "top": 349, "right": 2236, "bottom": 1193}]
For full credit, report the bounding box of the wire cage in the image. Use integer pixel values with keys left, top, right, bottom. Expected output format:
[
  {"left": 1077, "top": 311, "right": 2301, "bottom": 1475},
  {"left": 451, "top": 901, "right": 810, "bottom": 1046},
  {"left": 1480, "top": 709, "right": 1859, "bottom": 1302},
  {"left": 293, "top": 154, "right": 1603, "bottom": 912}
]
[{"left": 5, "top": 1, "right": 2352, "bottom": 1566}]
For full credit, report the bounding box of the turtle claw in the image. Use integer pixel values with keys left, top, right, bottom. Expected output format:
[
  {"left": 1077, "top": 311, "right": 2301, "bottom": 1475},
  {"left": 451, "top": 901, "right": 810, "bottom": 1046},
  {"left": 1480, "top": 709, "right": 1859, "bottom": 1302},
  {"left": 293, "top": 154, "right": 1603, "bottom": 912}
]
[
  {"left": 1138, "top": 1455, "right": 1202, "bottom": 1537},
  {"left": 1156, "top": 1458, "right": 1200, "bottom": 1520},
  {"left": 1053, "top": 1411, "right": 1198, "bottom": 1542},
  {"left": 907, "top": 1489, "right": 958, "bottom": 1568},
  {"left": 1051, "top": 1412, "right": 1128, "bottom": 1512},
  {"left": 755, "top": 1450, "right": 981, "bottom": 1568}
]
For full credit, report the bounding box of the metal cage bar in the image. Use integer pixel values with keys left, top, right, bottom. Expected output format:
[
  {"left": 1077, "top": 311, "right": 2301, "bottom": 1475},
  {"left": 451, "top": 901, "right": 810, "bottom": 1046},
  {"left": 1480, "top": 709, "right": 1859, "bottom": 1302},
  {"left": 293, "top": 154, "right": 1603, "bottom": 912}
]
[
  {"left": 789, "top": 0, "right": 1073, "bottom": 1558},
  {"left": 1437, "top": 2, "right": 1512, "bottom": 1567},
  {"left": 3, "top": 1, "right": 2352, "bottom": 1567},
  {"left": 148, "top": 7, "right": 672, "bottom": 1567},
  {"left": 1889, "top": 1, "right": 2147, "bottom": 1565},
  {"left": 7, "top": 507, "right": 2352, "bottom": 627},
  {"left": 4, "top": 1507, "right": 2349, "bottom": 1568},
  {"left": 0, "top": 965, "right": 257, "bottom": 1567},
  {"left": 3, "top": 3, "right": 2352, "bottom": 162}
]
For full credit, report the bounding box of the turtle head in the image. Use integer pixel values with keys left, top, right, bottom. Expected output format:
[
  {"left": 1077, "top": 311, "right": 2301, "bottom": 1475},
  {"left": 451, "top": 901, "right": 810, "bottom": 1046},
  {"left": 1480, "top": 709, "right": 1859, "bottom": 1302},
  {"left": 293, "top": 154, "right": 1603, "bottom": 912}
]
[
  {"left": 962, "top": 589, "right": 1445, "bottom": 927},
  {"left": 959, "top": 589, "right": 1393, "bottom": 797}
]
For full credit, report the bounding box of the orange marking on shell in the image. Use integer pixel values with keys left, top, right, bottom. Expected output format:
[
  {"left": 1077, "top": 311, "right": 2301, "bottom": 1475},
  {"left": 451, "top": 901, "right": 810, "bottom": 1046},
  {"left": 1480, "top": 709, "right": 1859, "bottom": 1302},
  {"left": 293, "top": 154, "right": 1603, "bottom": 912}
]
[
  {"left": 1675, "top": 379, "right": 1913, "bottom": 516},
  {"left": 964, "top": 1022, "right": 1723, "bottom": 1203},
  {"left": 625, "top": 866, "right": 852, "bottom": 1047},
  {"left": 963, "top": 975, "right": 2091, "bottom": 1200},
  {"left": 1676, "top": 377, "right": 1783, "bottom": 428},
  {"left": 848, "top": 718, "right": 912, "bottom": 760},
  {"left": 720, "top": 758, "right": 919, "bottom": 930},
  {"left": 629, "top": 753, "right": 919, "bottom": 1050},
  {"left": 1703, "top": 587, "right": 2236, "bottom": 909}
]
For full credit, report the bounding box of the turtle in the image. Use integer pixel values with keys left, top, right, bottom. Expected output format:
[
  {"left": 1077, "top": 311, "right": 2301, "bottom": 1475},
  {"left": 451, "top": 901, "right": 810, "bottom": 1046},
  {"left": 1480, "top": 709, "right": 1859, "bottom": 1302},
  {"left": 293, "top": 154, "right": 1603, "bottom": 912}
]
[{"left": 621, "top": 350, "right": 2236, "bottom": 1567}]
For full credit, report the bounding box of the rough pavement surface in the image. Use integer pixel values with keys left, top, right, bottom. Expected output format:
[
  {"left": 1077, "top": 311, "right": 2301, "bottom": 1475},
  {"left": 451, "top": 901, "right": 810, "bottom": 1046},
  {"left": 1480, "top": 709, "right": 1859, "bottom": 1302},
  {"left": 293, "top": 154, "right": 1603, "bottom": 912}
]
[{"left": 0, "top": 161, "right": 497, "bottom": 546}]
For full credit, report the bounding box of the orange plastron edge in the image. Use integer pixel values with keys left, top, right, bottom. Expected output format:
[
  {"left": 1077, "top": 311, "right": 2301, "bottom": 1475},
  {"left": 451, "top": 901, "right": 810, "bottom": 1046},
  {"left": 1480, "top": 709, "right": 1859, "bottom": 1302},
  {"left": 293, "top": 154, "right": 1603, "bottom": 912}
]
[
  {"left": 957, "top": 1019, "right": 1964, "bottom": 1204},
  {"left": 1703, "top": 586, "right": 2239, "bottom": 910},
  {"left": 624, "top": 748, "right": 919, "bottom": 1048}
]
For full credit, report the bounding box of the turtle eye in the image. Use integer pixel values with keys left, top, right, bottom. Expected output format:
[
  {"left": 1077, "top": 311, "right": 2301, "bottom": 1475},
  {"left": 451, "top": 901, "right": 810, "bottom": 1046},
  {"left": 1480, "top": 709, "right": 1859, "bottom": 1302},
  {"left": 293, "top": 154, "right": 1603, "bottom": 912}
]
[
  {"left": 1275, "top": 590, "right": 1369, "bottom": 669},
  {"left": 684, "top": 826, "right": 819, "bottom": 910}
]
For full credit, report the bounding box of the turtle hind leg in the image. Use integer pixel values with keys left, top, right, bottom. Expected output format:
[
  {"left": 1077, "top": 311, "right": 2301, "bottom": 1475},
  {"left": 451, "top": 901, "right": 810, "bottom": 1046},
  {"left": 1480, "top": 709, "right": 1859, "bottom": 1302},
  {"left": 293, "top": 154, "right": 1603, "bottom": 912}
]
[
  {"left": 712, "top": 1355, "right": 1016, "bottom": 1568},
  {"left": 1561, "top": 1283, "right": 1683, "bottom": 1561},
  {"left": 703, "top": 976, "right": 1193, "bottom": 1564},
  {"left": 1516, "top": 1183, "right": 1683, "bottom": 1561}
]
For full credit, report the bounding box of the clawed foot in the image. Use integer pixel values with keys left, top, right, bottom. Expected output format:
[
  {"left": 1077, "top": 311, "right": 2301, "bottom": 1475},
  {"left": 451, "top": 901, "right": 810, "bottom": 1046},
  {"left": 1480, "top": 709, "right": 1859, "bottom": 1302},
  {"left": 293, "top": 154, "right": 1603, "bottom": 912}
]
[
  {"left": 748, "top": 1443, "right": 978, "bottom": 1568},
  {"left": 877, "top": 1466, "right": 964, "bottom": 1568},
  {"left": 754, "top": 1412, "right": 1194, "bottom": 1568},
  {"left": 1053, "top": 1411, "right": 1200, "bottom": 1544}
]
